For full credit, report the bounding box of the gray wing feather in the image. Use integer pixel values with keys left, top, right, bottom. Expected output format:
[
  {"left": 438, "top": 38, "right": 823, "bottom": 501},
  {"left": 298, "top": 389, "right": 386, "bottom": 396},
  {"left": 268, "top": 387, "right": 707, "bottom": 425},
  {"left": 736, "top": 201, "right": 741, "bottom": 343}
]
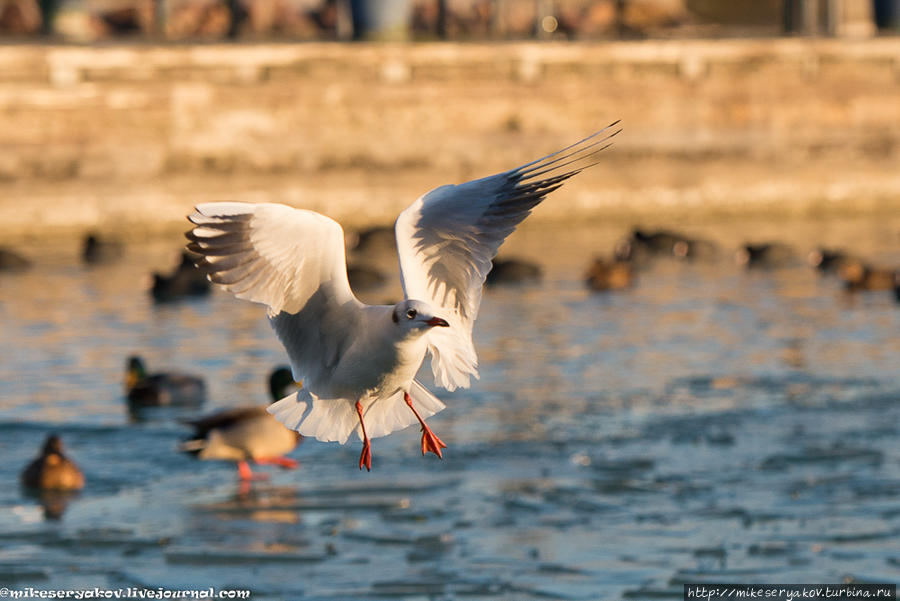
[
  {"left": 395, "top": 123, "right": 621, "bottom": 390},
  {"left": 186, "top": 202, "right": 364, "bottom": 393}
]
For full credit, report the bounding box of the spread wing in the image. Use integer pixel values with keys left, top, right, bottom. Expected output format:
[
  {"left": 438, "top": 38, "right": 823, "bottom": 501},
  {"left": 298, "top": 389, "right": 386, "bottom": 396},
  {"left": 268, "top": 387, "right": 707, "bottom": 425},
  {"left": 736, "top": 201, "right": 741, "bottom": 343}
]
[
  {"left": 186, "top": 202, "right": 364, "bottom": 392},
  {"left": 395, "top": 123, "right": 621, "bottom": 391}
]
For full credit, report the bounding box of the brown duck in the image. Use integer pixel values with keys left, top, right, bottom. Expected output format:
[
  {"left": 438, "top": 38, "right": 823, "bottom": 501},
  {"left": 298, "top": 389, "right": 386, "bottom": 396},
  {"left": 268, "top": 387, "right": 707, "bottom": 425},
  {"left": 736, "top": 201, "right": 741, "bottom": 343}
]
[
  {"left": 21, "top": 434, "right": 85, "bottom": 491},
  {"left": 180, "top": 367, "right": 302, "bottom": 480},
  {"left": 585, "top": 257, "right": 634, "bottom": 291},
  {"left": 839, "top": 262, "right": 897, "bottom": 292}
]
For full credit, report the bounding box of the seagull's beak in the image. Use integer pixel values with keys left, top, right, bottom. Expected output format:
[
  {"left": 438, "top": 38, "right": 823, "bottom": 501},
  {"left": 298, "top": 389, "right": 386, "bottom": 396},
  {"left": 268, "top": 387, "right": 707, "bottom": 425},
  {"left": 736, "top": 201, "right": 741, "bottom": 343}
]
[{"left": 425, "top": 317, "right": 450, "bottom": 328}]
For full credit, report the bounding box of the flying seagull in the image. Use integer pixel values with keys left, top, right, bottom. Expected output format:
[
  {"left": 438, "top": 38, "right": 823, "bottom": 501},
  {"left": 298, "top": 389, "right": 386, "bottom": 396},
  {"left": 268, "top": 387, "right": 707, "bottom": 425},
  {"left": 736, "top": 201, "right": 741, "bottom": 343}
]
[{"left": 186, "top": 123, "right": 620, "bottom": 471}]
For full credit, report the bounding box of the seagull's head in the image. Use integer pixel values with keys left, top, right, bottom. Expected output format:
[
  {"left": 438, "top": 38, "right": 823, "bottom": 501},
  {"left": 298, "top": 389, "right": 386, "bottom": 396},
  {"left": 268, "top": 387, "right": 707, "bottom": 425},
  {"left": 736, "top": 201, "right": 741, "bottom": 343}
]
[{"left": 391, "top": 300, "right": 450, "bottom": 334}]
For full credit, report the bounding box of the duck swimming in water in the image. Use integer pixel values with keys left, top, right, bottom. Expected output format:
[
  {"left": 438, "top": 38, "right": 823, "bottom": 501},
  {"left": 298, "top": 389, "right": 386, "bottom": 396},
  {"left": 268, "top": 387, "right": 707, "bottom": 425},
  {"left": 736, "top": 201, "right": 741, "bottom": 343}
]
[
  {"left": 150, "top": 251, "right": 211, "bottom": 303},
  {"left": 82, "top": 232, "right": 124, "bottom": 265},
  {"left": 125, "top": 355, "right": 206, "bottom": 407},
  {"left": 21, "top": 434, "right": 85, "bottom": 491}
]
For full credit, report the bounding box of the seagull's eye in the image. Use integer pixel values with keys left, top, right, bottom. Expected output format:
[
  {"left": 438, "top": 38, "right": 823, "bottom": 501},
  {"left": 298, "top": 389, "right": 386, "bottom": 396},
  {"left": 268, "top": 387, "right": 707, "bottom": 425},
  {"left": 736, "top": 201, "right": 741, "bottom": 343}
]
[{"left": 406, "top": 309, "right": 417, "bottom": 320}]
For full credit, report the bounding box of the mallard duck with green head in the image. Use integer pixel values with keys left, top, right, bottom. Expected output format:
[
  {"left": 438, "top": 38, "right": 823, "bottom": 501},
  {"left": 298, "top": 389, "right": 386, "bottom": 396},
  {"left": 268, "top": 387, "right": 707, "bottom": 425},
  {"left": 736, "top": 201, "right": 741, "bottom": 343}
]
[{"left": 125, "top": 355, "right": 206, "bottom": 407}]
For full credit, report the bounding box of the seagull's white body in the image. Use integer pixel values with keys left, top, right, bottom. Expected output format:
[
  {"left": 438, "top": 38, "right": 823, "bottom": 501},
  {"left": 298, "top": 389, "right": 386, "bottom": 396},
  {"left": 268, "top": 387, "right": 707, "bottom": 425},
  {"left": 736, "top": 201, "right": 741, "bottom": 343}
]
[{"left": 186, "top": 124, "right": 619, "bottom": 467}]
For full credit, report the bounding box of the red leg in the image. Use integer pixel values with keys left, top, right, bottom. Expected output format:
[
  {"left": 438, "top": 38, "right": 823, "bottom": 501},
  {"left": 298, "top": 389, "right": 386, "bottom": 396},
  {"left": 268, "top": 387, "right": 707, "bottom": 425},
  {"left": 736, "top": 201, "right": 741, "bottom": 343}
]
[
  {"left": 256, "top": 456, "right": 299, "bottom": 470},
  {"left": 356, "top": 401, "right": 372, "bottom": 471},
  {"left": 404, "top": 392, "right": 447, "bottom": 459},
  {"left": 237, "top": 460, "right": 269, "bottom": 481}
]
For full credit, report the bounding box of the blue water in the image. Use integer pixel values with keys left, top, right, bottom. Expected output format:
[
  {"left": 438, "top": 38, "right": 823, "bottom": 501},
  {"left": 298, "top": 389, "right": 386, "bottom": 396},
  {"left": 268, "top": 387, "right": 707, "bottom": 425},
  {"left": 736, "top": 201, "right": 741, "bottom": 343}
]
[{"left": 1, "top": 218, "right": 899, "bottom": 600}]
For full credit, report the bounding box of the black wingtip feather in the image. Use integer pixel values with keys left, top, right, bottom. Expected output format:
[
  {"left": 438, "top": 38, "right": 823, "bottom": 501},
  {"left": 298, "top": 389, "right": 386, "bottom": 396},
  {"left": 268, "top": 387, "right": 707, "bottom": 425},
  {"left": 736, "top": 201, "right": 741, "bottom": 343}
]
[
  {"left": 185, "top": 230, "right": 249, "bottom": 248},
  {"left": 518, "top": 129, "right": 619, "bottom": 181},
  {"left": 513, "top": 121, "right": 621, "bottom": 177},
  {"left": 478, "top": 126, "right": 618, "bottom": 228}
]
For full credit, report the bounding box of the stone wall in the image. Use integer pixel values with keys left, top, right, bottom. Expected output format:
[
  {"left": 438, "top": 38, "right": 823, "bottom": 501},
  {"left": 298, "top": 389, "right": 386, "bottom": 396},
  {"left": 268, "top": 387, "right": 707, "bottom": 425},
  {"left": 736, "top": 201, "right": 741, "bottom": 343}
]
[{"left": 1, "top": 38, "right": 899, "bottom": 238}]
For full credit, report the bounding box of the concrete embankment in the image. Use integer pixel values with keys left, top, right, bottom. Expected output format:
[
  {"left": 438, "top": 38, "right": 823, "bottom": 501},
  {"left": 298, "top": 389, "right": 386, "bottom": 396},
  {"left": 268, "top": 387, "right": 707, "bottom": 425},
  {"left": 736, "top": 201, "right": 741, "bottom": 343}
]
[{"left": 1, "top": 38, "right": 899, "bottom": 240}]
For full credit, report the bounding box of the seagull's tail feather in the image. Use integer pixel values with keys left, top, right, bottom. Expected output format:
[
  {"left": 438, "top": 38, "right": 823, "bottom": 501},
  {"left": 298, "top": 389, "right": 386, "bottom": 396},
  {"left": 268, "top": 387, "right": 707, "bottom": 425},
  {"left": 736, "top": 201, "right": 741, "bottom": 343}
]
[
  {"left": 409, "top": 379, "right": 446, "bottom": 418},
  {"left": 267, "top": 381, "right": 446, "bottom": 445},
  {"left": 362, "top": 380, "right": 446, "bottom": 441},
  {"left": 267, "top": 389, "right": 358, "bottom": 441}
]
